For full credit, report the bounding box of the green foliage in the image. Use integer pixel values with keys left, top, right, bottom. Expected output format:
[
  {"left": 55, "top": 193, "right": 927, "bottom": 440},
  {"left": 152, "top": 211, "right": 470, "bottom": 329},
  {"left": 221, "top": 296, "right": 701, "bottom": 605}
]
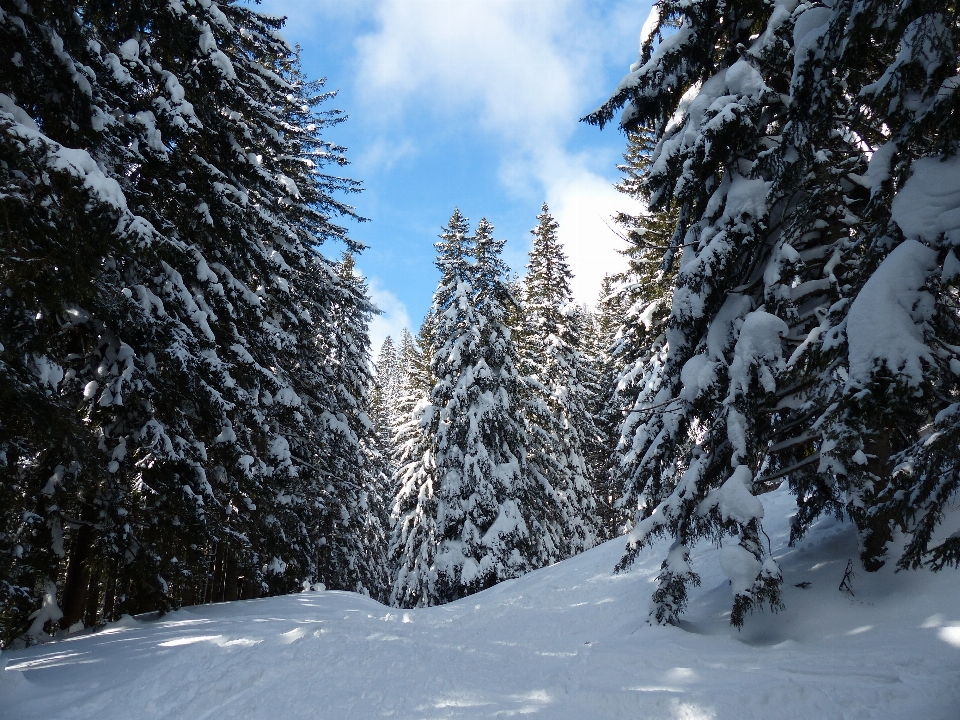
[
  {"left": 519, "top": 204, "right": 598, "bottom": 556},
  {"left": 0, "top": 0, "right": 382, "bottom": 645},
  {"left": 587, "top": 0, "right": 960, "bottom": 627}
]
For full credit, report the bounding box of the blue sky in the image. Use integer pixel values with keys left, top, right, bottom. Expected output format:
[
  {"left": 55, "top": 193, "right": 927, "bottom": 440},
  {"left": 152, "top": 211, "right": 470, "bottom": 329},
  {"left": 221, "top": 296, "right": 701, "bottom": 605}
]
[{"left": 255, "top": 0, "right": 652, "bottom": 350}]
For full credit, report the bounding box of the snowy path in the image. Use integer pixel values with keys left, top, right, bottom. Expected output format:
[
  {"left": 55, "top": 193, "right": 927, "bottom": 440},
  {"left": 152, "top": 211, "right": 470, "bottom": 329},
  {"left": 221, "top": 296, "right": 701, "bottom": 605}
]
[{"left": 3, "top": 488, "right": 959, "bottom": 719}]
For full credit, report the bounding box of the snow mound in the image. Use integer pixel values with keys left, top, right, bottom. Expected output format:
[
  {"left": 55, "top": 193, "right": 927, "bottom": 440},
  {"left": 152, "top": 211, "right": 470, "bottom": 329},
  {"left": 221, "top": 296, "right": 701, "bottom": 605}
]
[
  {"left": 2, "top": 486, "right": 958, "bottom": 719},
  {"left": 893, "top": 153, "right": 960, "bottom": 246},
  {"left": 846, "top": 239, "right": 938, "bottom": 387}
]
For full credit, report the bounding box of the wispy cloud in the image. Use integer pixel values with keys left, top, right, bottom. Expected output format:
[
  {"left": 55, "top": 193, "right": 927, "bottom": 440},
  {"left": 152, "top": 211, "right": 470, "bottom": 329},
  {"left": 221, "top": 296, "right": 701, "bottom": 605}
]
[
  {"left": 364, "top": 274, "right": 413, "bottom": 354},
  {"left": 253, "top": 0, "right": 369, "bottom": 33},
  {"left": 355, "top": 1, "right": 583, "bottom": 144},
  {"left": 252, "top": 0, "right": 649, "bottom": 305},
  {"left": 354, "top": 136, "right": 418, "bottom": 175},
  {"left": 353, "top": 0, "right": 647, "bottom": 304}
]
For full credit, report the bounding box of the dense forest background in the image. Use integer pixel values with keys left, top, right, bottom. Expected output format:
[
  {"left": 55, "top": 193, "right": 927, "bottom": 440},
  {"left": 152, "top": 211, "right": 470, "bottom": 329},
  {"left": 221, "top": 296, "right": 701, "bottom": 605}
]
[{"left": 2, "top": 0, "right": 958, "bottom": 647}]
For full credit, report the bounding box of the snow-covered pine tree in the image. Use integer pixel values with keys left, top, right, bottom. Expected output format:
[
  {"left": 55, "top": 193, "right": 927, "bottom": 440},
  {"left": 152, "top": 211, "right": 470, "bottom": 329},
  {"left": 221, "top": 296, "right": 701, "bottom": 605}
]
[
  {"left": 387, "top": 325, "right": 430, "bottom": 488},
  {"left": 395, "top": 329, "right": 414, "bottom": 377},
  {"left": 388, "top": 211, "right": 472, "bottom": 607},
  {"left": 605, "top": 131, "right": 678, "bottom": 544},
  {"left": 587, "top": 0, "right": 960, "bottom": 626},
  {"left": 585, "top": 0, "right": 814, "bottom": 626},
  {"left": 708, "top": 0, "right": 960, "bottom": 578},
  {"left": 0, "top": 0, "right": 381, "bottom": 643},
  {"left": 431, "top": 216, "right": 543, "bottom": 601},
  {"left": 519, "top": 204, "right": 597, "bottom": 557},
  {"left": 582, "top": 275, "right": 627, "bottom": 539},
  {"left": 387, "top": 401, "right": 436, "bottom": 608},
  {"left": 394, "top": 327, "right": 425, "bottom": 405},
  {"left": 748, "top": 0, "right": 898, "bottom": 574},
  {"left": 387, "top": 323, "right": 434, "bottom": 573},
  {"left": 392, "top": 211, "right": 576, "bottom": 606},
  {"left": 406, "top": 319, "right": 436, "bottom": 399},
  {"left": 321, "top": 252, "right": 389, "bottom": 599},
  {"left": 370, "top": 335, "right": 400, "bottom": 511},
  {"left": 372, "top": 336, "right": 398, "bottom": 447},
  {"left": 805, "top": 1, "right": 960, "bottom": 573},
  {"left": 0, "top": 0, "right": 135, "bottom": 639}
]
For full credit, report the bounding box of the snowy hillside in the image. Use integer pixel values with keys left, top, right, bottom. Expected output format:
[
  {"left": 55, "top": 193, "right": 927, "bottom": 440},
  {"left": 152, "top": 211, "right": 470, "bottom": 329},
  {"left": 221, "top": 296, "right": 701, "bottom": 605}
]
[{"left": 3, "top": 486, "right": 957, "bottom": 720}]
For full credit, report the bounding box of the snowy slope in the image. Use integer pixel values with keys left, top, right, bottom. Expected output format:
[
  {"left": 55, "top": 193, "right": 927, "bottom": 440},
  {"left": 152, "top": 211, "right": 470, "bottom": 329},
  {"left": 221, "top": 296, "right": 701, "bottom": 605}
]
[{"left": 3, "top": 486, "right": 958, "bottom": 720}]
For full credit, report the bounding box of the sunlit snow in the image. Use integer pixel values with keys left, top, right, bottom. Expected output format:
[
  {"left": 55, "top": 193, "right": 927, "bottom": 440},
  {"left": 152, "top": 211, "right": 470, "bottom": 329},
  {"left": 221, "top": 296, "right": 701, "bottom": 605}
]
[{"left": 3, "top": 486, "right": 957, "bottom": 719}]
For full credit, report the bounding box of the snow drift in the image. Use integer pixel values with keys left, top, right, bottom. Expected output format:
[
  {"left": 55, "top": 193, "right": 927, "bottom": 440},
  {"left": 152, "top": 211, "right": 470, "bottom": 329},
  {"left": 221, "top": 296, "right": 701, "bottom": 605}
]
[{"left": 2, "top": 485, "right": 957, "bottom": 719}]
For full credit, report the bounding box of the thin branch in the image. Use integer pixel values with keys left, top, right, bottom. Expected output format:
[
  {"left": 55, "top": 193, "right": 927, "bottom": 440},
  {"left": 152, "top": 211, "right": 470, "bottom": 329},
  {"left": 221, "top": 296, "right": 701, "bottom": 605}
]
[
  {"left": 601, "top": 217, "right": 699, "bottom": 251},
  {"left": 756, "top": 453, "right": 820, "bottom": 484},
  {"left": 766, "top": 433, "right": 817, "bottom": 456}
]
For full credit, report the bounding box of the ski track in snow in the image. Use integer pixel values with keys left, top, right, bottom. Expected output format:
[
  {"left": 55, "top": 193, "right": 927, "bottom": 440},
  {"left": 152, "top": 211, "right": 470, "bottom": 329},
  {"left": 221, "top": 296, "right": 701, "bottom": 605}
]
[{"left": 2, "top": 487, "right": 958, "bottom": 719}]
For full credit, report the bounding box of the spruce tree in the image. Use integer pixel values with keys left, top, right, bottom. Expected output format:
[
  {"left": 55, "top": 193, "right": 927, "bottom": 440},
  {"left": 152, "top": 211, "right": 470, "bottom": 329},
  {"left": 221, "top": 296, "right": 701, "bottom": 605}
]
[
  {"left": 519, "top": 204, "right": 597, "bottom": 557},
  {"left": 583, "top": 275, "right": 629, "bottom": 539},
  {"left": 585, "top": 0, "right": 960, "bottom": 626},
  {"left": 371, "top": 335, "right": 399, "bottom": 473},
  {"left": 389, "top": 210, "right": 472, "bottom": 607},
  {"left": 0, "top": 0, "right": 128, "bottom": 636},
  {"left": 309, "top": 252, "right": 387, "bottom": 598},
  {"left": 394, "top": 328, "right": 423, "bottom": 400},
  {"left": 391, "top": 211, "right": 583, "bottom": 606},
  {"left": 606, "top": 131, "right": 678, "bottom": 544},
  {"left": 585, "top": 0, "right": 815, "bottom": 626},
  {"left": 0, "top": 0, "right": 381, "bottom": 643},
  {"left": 813, "top": 0, "right": 960, "bottom": 572},
  {"left": 388, "top": 320, "right": 437, "bottom": 607},
  {"left": 430, "top": 217, "right": 540, "bottom": 601}
]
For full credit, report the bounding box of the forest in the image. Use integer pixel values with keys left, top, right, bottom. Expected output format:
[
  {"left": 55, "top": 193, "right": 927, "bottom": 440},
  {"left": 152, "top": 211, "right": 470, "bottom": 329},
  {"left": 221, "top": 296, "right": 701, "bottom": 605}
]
[{"left": 1, "top": 0, "right": 959, "bottom": 671}]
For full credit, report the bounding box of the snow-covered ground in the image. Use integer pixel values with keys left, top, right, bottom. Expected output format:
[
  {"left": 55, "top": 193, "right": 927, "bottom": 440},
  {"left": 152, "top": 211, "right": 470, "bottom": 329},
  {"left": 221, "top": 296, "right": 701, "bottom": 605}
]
[{"left": 3, "top": 486, "right": 958, "bottom": 719}]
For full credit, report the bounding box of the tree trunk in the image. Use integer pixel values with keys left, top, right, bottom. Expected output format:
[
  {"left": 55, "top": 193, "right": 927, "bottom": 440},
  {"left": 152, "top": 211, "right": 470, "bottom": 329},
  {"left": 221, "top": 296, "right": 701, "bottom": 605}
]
[
  {"left": 240, "top": 574, "right": 260, "bottom": 600},
  {"left": 210, "top": 542, "right": 225, "bottom": 603},
  {"left": 224, "top": 549, "right": 238, "bottom": 602},
  {"left": 83, "top": 562, "right": 101, "bottom": 628},
  {"left": 59, "top": 522, "right": 94, "bottom": 630},
  {"left": 860, "top": 431, "right": 894, "bottom": 572},
  {"left": 101, "top": 564, "right": 116, "bottom": 622}
]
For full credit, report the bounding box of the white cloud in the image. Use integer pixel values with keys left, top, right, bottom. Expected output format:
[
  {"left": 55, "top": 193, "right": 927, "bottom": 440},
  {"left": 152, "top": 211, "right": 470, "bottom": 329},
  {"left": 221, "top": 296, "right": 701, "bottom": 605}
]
[
  {"left": 254, "top": 0, "right": 369, "bottom": 35},
  {"left": 356, "top": 1, "right": 582, "bottom": 143},
  {"left": 353, "top": 0, "right": 650, "bottom": 304},
  {"left": 354, "top": 136, "right": 418, "bottom": 175},
  {"left": 255, "top": 0, "right": 651, "bottom": 306},
  {"left": 546, "top": 169, "right": 641, "bottom": 305},
  {"left": 364, "top": 274, "right": 413, "bottom": 355}
]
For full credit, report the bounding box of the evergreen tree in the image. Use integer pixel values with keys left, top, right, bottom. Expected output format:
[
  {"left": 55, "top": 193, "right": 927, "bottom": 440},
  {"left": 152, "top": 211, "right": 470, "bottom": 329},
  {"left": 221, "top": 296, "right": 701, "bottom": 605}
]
[
  {"left": 430, "top": 217, "right": 540, "bottom": 602},
  {"left": 371, "top": 335, "right": 398, "bottom": 453},
  {"left": 387, "top": 321, "right": 436, "bottom": 607},
  {"left": 0, "top": 0, "right": 127, "bottom": 636},
  {"left": 388, "top": 210, "right": 472, "bottom": 607},
  {"left": 585, "top": 0, "right": 818, "bottom": 626},
  {"left": 405, "top": 319, "right": 436, "bottom": 399},
  {"left": 585, "top": 0, "right": 960, "bottom": 626},
  {"left": 605, "top": 132, "right": 679, "bottom": 544},
  {"left": 811, "top": 0, "right": 960, "bottom": 573},
  {"left": 322, "top": 252, "right": 389, "bottom": 598},
  {"left": 394, "top": 328, "right": 423, "bottom": 400},
  {"left": 0, "top": 0, "right": 381, "bottom": 643},
  {"left": 519, "top": 204, "right": 597, "bottom": 557},
  {"left": 583, "top": 275, "right": 628, "bottom": 539},
  {"left": 391, "top": 211, "right": 582, "bottom": 606}
]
